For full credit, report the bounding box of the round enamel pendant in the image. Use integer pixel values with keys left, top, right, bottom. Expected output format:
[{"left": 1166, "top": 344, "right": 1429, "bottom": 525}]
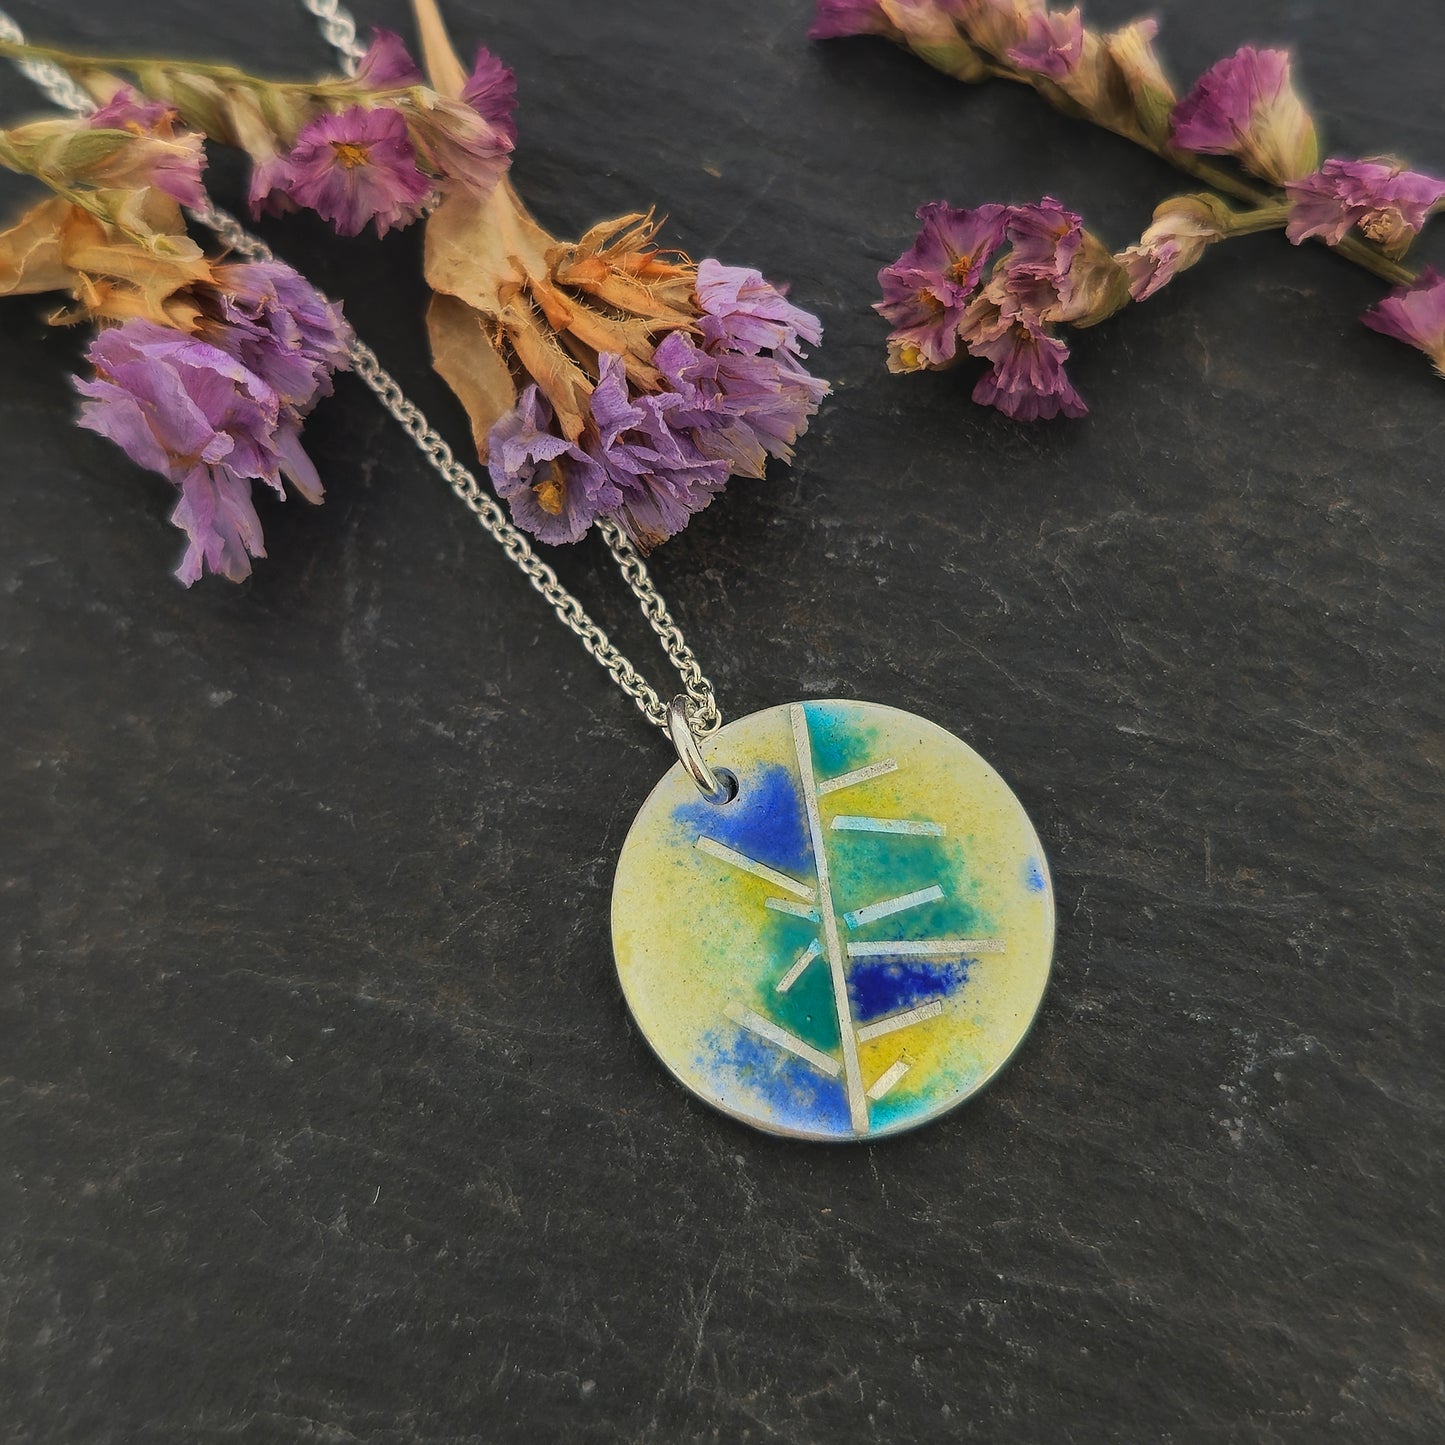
[{"left": 612, "top": 700, "right": 1055, "bottom": 1141}]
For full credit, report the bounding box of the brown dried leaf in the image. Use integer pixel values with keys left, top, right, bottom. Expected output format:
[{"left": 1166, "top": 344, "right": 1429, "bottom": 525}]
[
  {"left": 503, "top": 296, "right": 593, "bottom": 441},
  {"left": 426, "top": 292, "right": 517, "bottom": 462},
  {"left": 424, "top": 180, "right": 554, "bottom": 319},
  {"left": 59, "top": 206, "right": 213, "bottom": 327},
  {"left": 0, "top": 196, "right": 72, "bottom": 297}
]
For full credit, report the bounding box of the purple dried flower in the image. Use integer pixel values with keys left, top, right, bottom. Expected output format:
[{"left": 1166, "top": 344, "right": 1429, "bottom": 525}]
[
  {"left": 1170, "top": 45, "right": 1319, "bottom": 184},
  {"left": 877, "top": 200, "right": 1009, "bottom": 368},
  {"left": 589, "top": 353, "right": 731, "bottom": 549},
  {"left": 405, "top": 92, "right": 513, "bottom": 203},
  {"left": 1361, "top": 267, "right": 1445, "bottom": 376},
  {"left": 285, "top": 105, "right": 432, "bottom": 238},
  {"left": 1007, "top": 8, "right": 1084, "bottom": 79},
  {"left": 995, "top": 196, "right": 1084, "bottom": 316},
  {"left": 247, "top": 150, "right": 297, "bottom": 220},
  {"left": 488, "top": 385, "right": 620, "bottom": 544},
  {"left": 354, "top": 28, "right": 425, "bottom": 88},
  {"left": 89, "top": 85, "right": 175, "bottom": 134},
  {"left": 74, "top": 320, "right": 289, "bottom": 584},
  {"left": 653, "top": 330, "right": 827, "bottom": 478},
  {"left": 203, "top": 261, "right": 354, "bottom": 501},
  {"left": 87, "top": 84, "right": 207, "bottom": 209},
  {"left": 808, "top": 0, "right": 898, "bottom": 40},
  {"left": 1286, "top": 157, "right": 1445, "bottom": 255},
  {"left": 695, "top": 258, "right": 823, "bottom": 356},
  {"left": 966, "top": 310, "right": 1087, "bottom": 420},
  {"left": 462, "top": 47, "right": 519, "bottom": 146}
]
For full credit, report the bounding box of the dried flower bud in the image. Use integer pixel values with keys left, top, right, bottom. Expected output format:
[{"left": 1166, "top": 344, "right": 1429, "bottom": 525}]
[
  {"left": 1102, "top": 19, "right": 1176, "bottom": 149},
  {"left": 1116, "top": 193, "right": 1232, "bottom": 301}
]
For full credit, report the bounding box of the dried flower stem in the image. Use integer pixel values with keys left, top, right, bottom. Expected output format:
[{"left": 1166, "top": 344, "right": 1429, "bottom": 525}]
[{"left": 884, "top": 25, "right": 1420, "bottom": 288}]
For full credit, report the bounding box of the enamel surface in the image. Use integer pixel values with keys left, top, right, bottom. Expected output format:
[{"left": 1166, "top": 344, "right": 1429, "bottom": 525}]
[{"left": 612, "top": 700, "right": 1055, "bottom": 1141}]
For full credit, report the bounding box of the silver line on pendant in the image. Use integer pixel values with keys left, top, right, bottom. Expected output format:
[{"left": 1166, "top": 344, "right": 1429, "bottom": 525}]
[
  {"left": 856, "top": 1000, "right": 945, "bottom": 1042},
  {"left": 847, "top": 938, "right": 1006, "bottom": 958},
  {"left": 694, "top": 836, "right": 815, "bottom": 901},
  {"left": 727, "top": 1004, "right": 841, "bottom": 1078},
  {"left": 776, "top": 939, "right": 823, "bottom": 993},
  {"left": 866, "top": 1058, "right": 912, "bottom": 1100},
  {"left": 816, "top": 758, "right": 899, "bottom": 795},
  {"left": 792, "top": 704, "right": 869, "bottom": 1134},
  {"left": 831, "top": 815, "right": 945, "bottom": 836},
  {"left": 766, "top": 898, "right": 821, "bottom": 922},
  {"left": 843, "top": 884, "right": 945, "bottom": 931}
]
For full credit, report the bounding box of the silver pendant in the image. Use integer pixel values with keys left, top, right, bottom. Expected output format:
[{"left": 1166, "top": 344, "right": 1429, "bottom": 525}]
[{"left": 612, "top": 700, "right": 1055, "bottom": 1141}]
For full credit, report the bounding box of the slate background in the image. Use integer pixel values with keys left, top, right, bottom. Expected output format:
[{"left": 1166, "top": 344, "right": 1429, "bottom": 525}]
[{"left": 1, "top": 1, "right": 1442, "bottom": 1440}]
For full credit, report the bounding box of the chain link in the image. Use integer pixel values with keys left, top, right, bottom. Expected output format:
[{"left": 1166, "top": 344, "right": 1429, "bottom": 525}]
[
  {"left": 0, "top": 5, "right": 722, "bottom": 737},
  {"left": 296, "top": 0, "right": 364, "bottom": 74}
]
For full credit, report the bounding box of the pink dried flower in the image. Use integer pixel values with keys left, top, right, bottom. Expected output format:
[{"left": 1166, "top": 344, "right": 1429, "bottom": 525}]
[
  {"left": 1286, "top": 157, "right": 1445, "bottom": 257},
  {"left": 87, "top": 85, "right": 207, "bottom": 209},
  {"left": 354, "top": 28, "right": 424, "bottom": 88},
  {"left": 462, "top": 47, "right": 519, "bottom": 146},
  {"left": 405, "top": 91, "right": 512, "bottom": 202},
  {"left": 284, "top": 105, "right": 432, "bottom": 238},
  {"left": 1170, "top": 45, "right": 1319, "bottom": 185},
  {"left": 808, "top": 0, "right": 901, "bottom": 40},
  {"left": 965, "top": 306, "right": 1087, "bottom": 420},
  {"left": 1361, "top": 267, "right": 1445, "bottom": 376},
  {"left": 876, "top": 200, "right": 1009, "bottom": 369},
  {"left": 1007, "top": 8, "right": 1084, "bottom": 79}
]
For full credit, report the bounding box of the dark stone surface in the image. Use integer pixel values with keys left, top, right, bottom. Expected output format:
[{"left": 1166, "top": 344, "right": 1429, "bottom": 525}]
[{"left": 2, "top": 1, "right": 1442, "bottom": 1440}]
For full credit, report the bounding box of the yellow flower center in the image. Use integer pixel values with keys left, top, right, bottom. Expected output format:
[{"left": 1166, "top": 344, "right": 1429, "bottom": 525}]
[
  {"left": 330, "top": 141, "right": 373, "bottom": 170},
  {"left": 533, "top": 464, "right": 566, "bottom": 516},
  {"left": 948, "top": 252, "right": 973, "bottom": 284}
]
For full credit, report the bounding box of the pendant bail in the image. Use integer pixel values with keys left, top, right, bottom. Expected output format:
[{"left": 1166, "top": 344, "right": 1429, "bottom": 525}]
[{"left": 667, "top": 696, "right": 734, "bottom": 804}]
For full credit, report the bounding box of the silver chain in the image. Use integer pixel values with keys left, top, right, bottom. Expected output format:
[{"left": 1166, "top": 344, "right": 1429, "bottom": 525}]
[
  {"left": 0, "top": 6, "right": 722, "bottom": 738},
  {"left": 297, "top": 0, "right": 364, "bottom": 74}
]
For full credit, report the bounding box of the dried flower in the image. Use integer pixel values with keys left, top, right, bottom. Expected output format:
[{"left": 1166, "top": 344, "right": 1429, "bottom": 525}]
[
  {"left": 877, "top": 200, "right": 1009, "bottom": 369},
  {"left": 1117, "top": 193, "right": 1232, "bottom": 301},
  {"left": 488, "top": 384, "right": 619, "bottom": 545},
  {"left": 285, "top": 105, "right": 432, "bottom": 238},
  {"left": 1361, "top": 268, "right": 1445, "bottom": 376},
  {"left": 1170, "top": 45, "right": 1319, "bottom": 185},
  {"left": 1286, "top": 157, "right": 1445, "bottom": 258},
  {"left": 85, "top": 87, "right": 208, "bottom": 209},
  {"left": 967, "top": 312, "right": 1087, "bottom": 420},
  {"left": 414, "top": 0, "right": 825, "bottom": 548},
  {"left": 61, "top": 251, "right": 352, "bottom": 583},
  {"left": 809, "top": 0, "right": 902, "bottom": 39},
  {"left": 1007, "top": 8, "right": 1084, "bottom": 80},
  {"left": 462, "top": 47, "right": 519, "bottom": 146},
  {"left": 878, "top": 196, "right": 1118, "bottom": 417},
  {"left": 354, "top": 28, "right": 425, "bottom": 88},
  {"left": 75, "top": 320, "right": 285, "bottom": 582},
  {"left": 811, "top": 1, "right": 989, "bottom": 81},
  {"left": 203, "top": 260, "right": 354, "bottom": 499}
]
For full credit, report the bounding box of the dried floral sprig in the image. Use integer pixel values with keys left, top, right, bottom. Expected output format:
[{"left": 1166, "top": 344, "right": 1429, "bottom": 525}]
[
  {"left": 0, "top": 91, "right": 353, "bottom": 582},
  {"left": 6, "top": 3, "right": 827, "bottom": 553},
  {"left": 0, "top": 26, "right": 514, "bottom": 237},
  {"left": 814, "top": 1, "right": 1445, "bottom": 418},
  {"left": 409, "top": 0, "right": 827, "bottom": 550}
]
